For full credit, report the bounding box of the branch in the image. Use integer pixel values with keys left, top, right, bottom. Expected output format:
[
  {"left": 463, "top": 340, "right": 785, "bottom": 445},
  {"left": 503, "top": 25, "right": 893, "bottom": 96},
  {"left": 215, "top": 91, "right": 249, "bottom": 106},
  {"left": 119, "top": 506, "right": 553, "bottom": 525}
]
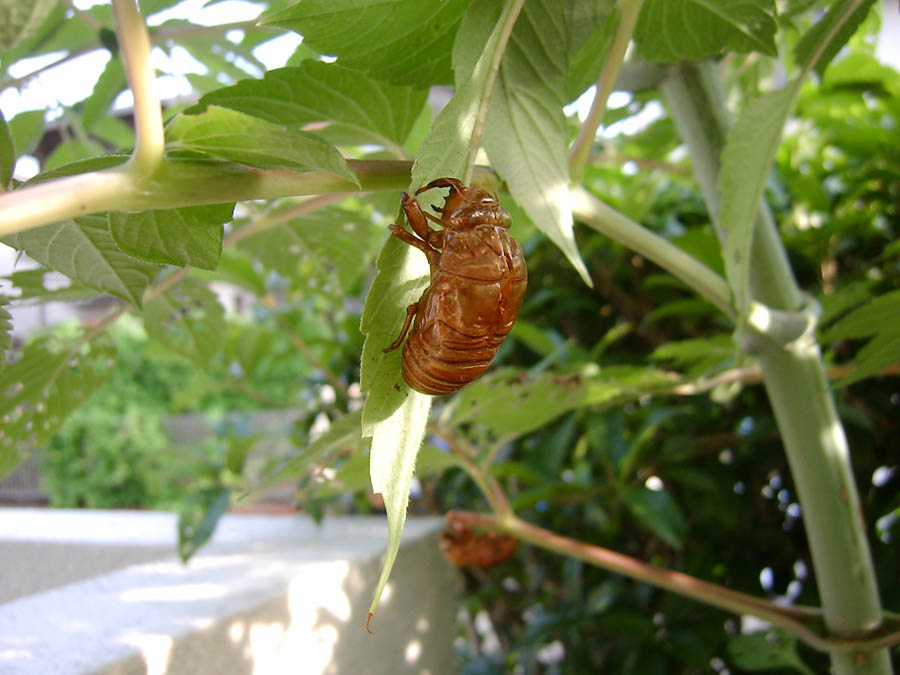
[
  {"left": 569, "top": 0, "right": 644, "bottom": 182},
  {"left": 448, "top": 510, "right": 900, "bottom": 655}
]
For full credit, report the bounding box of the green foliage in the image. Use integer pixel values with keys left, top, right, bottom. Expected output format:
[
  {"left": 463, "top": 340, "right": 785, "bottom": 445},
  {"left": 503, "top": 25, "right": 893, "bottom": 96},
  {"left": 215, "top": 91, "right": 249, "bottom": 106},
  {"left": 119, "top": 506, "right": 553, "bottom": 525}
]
[
  {"left": 1, "top": 336, "right": 114, "bottom": 478},
  {"left": 262, "top": 0, "right": 470, "bottom": 87},
  {"left": 109, "top": 204, "right": 233, "bottom": 270},
  {"left": 166, "top": 106, "right": 359, "bottom": 185},
  {"left": 199, "top": 61, "right": 429, "bottom": 152},
  {"left": 0, "top": 108, "right": 12, "bottom": 188},
  {"left": 3, "top": 215, "right": 161, "bottom": 307},
  {"left": 634, "top": 0, "right": 778, "bottom": 62},
  {"left": 0, "top": 0, "right": 57, "bottom": 51}
]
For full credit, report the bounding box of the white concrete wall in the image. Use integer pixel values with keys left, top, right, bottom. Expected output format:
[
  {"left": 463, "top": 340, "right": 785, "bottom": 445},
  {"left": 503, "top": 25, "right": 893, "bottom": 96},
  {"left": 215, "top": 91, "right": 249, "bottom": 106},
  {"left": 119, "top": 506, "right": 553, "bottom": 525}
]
[{"left": 0, "top": 510, "right": 458, "bottom": 675}]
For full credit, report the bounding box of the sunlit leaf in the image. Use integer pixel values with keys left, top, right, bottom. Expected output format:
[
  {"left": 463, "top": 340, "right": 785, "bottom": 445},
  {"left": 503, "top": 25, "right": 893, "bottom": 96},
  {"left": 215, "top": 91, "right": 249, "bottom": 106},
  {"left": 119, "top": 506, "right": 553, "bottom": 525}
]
[
  {"left": 455, "top": 0, "right": 592, "bottom": 285},
  {"left": 366, "top": 389, "right": 430, "bottom": 626}
]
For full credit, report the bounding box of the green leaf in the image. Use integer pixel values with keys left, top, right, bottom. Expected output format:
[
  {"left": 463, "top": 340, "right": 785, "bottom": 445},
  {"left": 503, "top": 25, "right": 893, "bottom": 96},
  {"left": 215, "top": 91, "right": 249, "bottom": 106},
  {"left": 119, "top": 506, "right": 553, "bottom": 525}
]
[
  {"left": 634, "top": 0, "right": 777, "bottom": 62},
  {"left": 620, "top": 486, "right": 686, "bottom": 549},
  {"left": 2, "top": 268, "right": 98, "bottom": 304},
  {"left": 44, "top": 138, "right": 108, "bottom": 171},
  {"left": 0, "top": 109, "right": 13, "bottom": 188},
  {"left": 359, "top": 0, "right": 524, "bottom": 628},
  {"left": 82, "top": 55, "right": 127, "bottom": 131},
  {"left": 727, "top": 630, "right": 814, "bottom": 674},
  {"left": 566, "top": 6, "right": 618, "bottom": 101},
  {"left": 366, "top": 389, "right": 430, "bottom": 624},
  {"left": 271, "top": 409, "right": 364, "bottom": 481},
  {"left": 25, "top": 155, "right": 129, "bottom": 184},
  {"left": 415, "top": 442, "right": 465, "bottom": 477},
  {"left": 178, "top": 488, "right": 231, "bottom": 561},
  {"left": 357, "top": 199, "right": 431, "bottom": 633},
  {"left": 649, "top": 335, "right": 734, "bottom": 374},
  {"left": 0, "top": 339, "right": 115, "bottom": 479},
  {"left": 0, "top": 295, "right": 11, "bottom": 371},
  {"left": 261, "top": 0, "right": 470, "bottom": 87},
  {"left": 408, "top": 0, "right": 518, "bottom": 188},
  {"left": 359, "top": 236, "right": 430, "bottom": 435},
  {"left": 0, "top": 2, "right": 66, "bottom": 78},
  {"left": 456, "top": 0, "right": 592, "bottom": 286},
  {"left": 450, "top": 365, "right": 676, "bottom": 436},
  {"left": 166, "top": 106, "right": 360, "bottom": 186},
  {"left": 198, "top": 61, "right": 428, "bottom": 154},
  {"left": 793, "top": 0, "right": 876, "bottom": 76},
  {"left": 109, "top": 203, "right": 233, "bottom": 270},
  {"left": 821, "top": 289, "right": 900, "bottom": 386},
  {"left": 237, "top": 205, "right": 385, "bottom": 294},
  {"left": 717, "top": 80, "right": 801, "bottom": 317},
  {"left": 143, "top": 278, "right": 225, "bottom": 367},
  {"left": 8, "top": 110, "right": 46, "bottom": 158},
  {"left": 821, "top": 290, "right": 900, "bottom": 342},
  {"left": 0, "top": 0, "right": 57, "bottom": 51},
  {"left": 2, "top": 215, "right": 160, "bottom": 307}
]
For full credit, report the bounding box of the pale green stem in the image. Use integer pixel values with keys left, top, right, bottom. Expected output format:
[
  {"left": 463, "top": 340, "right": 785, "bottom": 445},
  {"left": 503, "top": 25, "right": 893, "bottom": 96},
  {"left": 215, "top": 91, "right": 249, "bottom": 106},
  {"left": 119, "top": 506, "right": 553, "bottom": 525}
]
[
  {"left": 662, "top": 61, "right": 891, "bottom": 675},
  {"left": 112, "top": 0, "right": 164, "bottom": 179},
  {"left": 569, "top": 0, "right": 644, "bottom": 182},
  {"left": 570, "top": 186, "right": 735, "bottom": 319},
  {"left": 0, "top": 160, "right": 412, "bottom": 238}
]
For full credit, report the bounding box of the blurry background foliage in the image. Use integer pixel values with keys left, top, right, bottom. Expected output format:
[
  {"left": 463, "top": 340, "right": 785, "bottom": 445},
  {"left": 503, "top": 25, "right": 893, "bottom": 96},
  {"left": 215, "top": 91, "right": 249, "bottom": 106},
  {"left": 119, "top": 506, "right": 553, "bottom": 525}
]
[{"left": 0, "top": 0, "right": 897, "bottom": 672}]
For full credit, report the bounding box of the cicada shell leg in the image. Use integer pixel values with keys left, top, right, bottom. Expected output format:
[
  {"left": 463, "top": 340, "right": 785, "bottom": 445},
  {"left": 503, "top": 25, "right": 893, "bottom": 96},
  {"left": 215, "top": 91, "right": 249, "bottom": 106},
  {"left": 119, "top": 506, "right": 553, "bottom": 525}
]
[
  {"left": 383, "top": 302, "right": 418, "bottom": 353},
  {"left": 416, "top": 177, "right": 466, "bottom": 196}
]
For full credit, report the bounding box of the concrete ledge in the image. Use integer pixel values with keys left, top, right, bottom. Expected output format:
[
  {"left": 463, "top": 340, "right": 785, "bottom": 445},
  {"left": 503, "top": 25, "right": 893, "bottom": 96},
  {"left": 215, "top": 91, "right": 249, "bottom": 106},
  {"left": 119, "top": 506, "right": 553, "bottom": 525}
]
[{"left": 0, "top": 509, "right": 457, "bottom": 674}]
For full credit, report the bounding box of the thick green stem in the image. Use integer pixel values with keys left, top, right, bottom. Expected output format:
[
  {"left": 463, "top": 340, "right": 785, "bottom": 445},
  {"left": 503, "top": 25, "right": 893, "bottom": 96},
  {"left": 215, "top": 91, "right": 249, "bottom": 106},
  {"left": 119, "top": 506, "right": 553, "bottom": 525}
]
[
  {"left": 662, "top": 61, "right": 891, "bottom": 674},
  {"left": 569, "top": 0, "right": 644, "bottom": 182},
  {"left": 571, "top": 186, "right": 735, "bottom": 319}
]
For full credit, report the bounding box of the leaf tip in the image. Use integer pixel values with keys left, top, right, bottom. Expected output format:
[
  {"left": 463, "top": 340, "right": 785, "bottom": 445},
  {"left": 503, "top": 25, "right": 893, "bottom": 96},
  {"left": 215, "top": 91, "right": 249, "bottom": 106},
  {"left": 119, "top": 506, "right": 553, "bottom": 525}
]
[{"left": 365, "top": 612, "right": 375, "bottom": 634}]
